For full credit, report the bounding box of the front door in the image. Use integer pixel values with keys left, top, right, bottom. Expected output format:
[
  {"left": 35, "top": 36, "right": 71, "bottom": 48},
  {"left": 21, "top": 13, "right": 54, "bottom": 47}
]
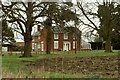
[{"left": 63, "top": 42, "right": 70, "bottom": 51}]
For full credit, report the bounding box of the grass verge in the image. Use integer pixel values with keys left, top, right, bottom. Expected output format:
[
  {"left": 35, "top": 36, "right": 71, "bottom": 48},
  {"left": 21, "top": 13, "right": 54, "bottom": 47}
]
[{"left": 2, "top": 50, "right": 119, "bottom": 78}]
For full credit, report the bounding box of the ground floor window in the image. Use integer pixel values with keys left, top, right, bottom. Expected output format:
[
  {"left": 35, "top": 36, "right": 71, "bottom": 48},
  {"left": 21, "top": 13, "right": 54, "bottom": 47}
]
[
  {"left": 41, "top": 41, "right": 44, "bottom": 51},
  {"left": 32, "top": 43, "right": 34, "bottom": 49},
  {"left": 73, "top": 41, "right": 77, "bottom": 49},
  {"left": 38, "top": 43, "right": 40, "bottom": 49},
  {"left": 32, "top": 43, "right": 37, "bottom": 49},
  {"left": 54, "top": 41, "right": 58, "bottom": 49}
]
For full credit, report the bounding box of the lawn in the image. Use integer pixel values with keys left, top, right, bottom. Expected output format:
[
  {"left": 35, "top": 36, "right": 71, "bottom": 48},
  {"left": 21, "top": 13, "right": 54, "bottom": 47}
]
[{"left": 2, "top": 50, "right": 120, "bottom": 78}]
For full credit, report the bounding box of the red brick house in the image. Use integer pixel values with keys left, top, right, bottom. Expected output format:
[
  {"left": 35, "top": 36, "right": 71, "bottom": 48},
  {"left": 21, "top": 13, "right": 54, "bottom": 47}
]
[{"left": 32, "top": 26, "right": 81, "bottom": 52}]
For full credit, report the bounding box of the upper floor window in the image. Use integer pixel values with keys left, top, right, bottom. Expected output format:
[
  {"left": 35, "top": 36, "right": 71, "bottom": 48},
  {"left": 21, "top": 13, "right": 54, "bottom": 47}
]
[
  {"left": 73, "top": 34, "right": 75, "bottom": 40},
  {"left": 54, "top": 33, "right": 58, "bottom": 39},
  {"left": 64, "top": 33, "right": 68, "bottom": 39},
  {"left": 73, "top": 34, "right": 77, "bottom": 40}
]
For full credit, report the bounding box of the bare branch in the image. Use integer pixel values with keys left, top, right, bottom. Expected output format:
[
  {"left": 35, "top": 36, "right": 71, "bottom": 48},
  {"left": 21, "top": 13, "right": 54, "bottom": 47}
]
[
  {"left": 77, "top": 2, "right": 99, "bottom": 31},
  {"left": 21, "top": 2, "right": 27, "bottom": 10},
  {"left": 17, "top": 21, "right": 25, "bottom": 34},
  {"left": 11, "top": 27, "right": 23, "bottom": 35},
  {"left": 79, "top": 19, "right": 96, "bottom": 30},
  {"left": 33, "top": 4, "right": 48, "bottom": 20}
]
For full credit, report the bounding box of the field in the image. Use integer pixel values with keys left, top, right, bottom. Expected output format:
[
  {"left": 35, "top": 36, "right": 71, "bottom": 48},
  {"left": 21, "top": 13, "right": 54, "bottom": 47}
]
[{"left": 2, "top": 50, "right": 120, "bottom": 78}]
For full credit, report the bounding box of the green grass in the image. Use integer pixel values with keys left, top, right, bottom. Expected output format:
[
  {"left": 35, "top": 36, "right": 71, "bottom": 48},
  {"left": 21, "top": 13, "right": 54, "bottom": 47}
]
[
  {"left": 2, "top": 50, "right": 120, "bottom": 78},
  {"left": 36, "top": 50, "right": 119, "bottom": 59}
]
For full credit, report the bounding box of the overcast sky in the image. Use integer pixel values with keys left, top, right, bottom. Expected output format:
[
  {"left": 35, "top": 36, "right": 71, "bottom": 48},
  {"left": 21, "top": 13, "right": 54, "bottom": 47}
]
[
  {"left": 13, "top": 0, "right": 97, "bottom": 42},
  {"left": 2, "top": 0, "right": 119, "bottom": 42}
]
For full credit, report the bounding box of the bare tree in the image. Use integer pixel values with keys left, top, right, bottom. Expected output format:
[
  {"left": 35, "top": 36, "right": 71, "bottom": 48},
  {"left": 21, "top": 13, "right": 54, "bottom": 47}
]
[
  {"left": 1, "top": 1, "right": 48, "bottom": 57},
  {"left": 77, "top": 0, "right": 119, "bottom": 52}
]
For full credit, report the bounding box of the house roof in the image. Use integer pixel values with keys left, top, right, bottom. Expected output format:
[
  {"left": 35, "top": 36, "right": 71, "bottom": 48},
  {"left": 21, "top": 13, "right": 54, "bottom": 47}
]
[
  {"left": 51, "top": 26, "right": 64, "bottom": 33},
  {"left": 64, "top": 27, "right": 81, "bottom": 35},
  {"left": 32, "top": 31, "right": 41, "bottom": 37},
  {"left": 32, "top": 26, "right": 81, "bottom": 37},
  {"left": 51, "top": 26, "right": 81, "bottom": 35}
]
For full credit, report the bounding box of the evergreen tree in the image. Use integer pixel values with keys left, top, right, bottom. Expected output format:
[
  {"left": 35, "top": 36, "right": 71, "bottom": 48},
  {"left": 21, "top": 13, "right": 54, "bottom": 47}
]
[{"left": 2, "top": 20, "right": 16, "bottom": 45}]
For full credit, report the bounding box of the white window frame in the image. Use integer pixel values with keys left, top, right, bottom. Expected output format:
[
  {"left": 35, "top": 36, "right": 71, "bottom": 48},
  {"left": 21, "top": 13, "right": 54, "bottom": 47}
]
[
  {"left": 32, "top": 43, "right": 34, "bottom": 49},
  {"left": 34, "top": 43, "right": 37, "bottom": 48},
  {"left": 54, "top": 33, "right": 58, "bottom": 39},
  {"left": 54, "top": 41, "right": 59, "bottom": 49},
  {"left": 64, "top": 33, "right": 68, "bottom": 39},
  {"left": 73, "top": 41, "right": 77, "bottom": 49},
  {"left": 38, "top": 36, "right": 40, "bottom": 39},
  {"left": 32, "top": 39, "right": 34, "bottom": 41},
  {"left": 41, "top": 41, "right": 44, "bottom": 51},
  {"left": 73, "top": 34, "right": 76, "bottom": 40},
  {"left": 38, "top": 43, "right": 40, "bottom": 49}
]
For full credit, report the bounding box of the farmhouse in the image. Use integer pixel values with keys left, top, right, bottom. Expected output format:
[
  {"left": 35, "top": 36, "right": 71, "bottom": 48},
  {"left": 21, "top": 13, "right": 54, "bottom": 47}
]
[{"left": 32, "top": 26, "right": 81, "bottom": 52}]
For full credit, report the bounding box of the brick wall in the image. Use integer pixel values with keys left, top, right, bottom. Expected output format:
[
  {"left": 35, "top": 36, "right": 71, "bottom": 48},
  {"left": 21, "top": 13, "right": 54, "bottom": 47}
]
[{"left": 33, "top": 28, "right": 81, "bottom": 52}]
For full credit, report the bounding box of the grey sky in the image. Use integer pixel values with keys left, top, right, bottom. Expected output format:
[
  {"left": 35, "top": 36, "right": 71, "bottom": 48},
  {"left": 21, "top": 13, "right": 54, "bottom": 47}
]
[{"left": 2, "top": 0, "right": 119, "bottom": 42}]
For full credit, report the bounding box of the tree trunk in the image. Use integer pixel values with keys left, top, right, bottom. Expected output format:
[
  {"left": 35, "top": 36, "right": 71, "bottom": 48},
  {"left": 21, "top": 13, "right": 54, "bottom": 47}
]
[
  {"left": 45, "top": 18, "right": 52, "bottom": 54},
  {"left": 46, "top": 29, "right": 52, "bottom": 54},
  {"left": 75, "top": 38, "right": 77, "bottom": 54},
  {"left": 105, "top": 38, "right": 112, "bottom": 52},
  {"left": 20, "top": 2, "right": 33, "bottom": 57},
  {"left": 20, "top": 33, "right": 32, "bottom": 57},
  {"left": 23, "top": 40, "right": 32, "bottom": 57}
]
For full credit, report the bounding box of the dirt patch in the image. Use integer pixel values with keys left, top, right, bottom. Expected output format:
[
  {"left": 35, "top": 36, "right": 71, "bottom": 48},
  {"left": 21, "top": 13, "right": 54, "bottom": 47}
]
[{"left": 26, "top": 55, "right": 120, "bottom": 78}]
